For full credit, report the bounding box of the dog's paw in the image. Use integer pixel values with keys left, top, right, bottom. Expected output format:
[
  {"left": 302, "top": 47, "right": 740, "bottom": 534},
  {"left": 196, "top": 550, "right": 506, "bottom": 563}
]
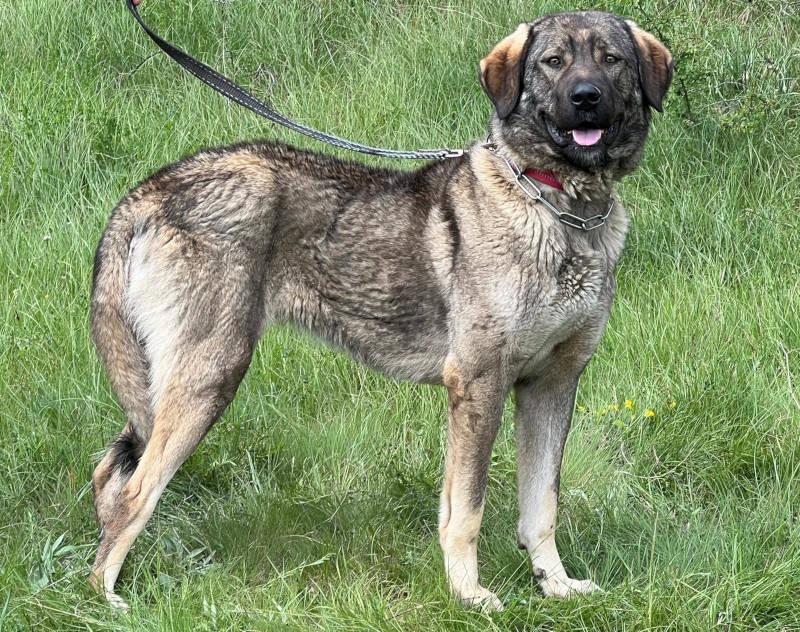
[
  {"left": 105, "top": 591, "right": 130, "bottom": 612},
  {"left": 539, "top": 576, "right": 601, "bottom": 599},
  {"left": 459, "top": 586, "right": 504, "bottom": 612},
  {"left": 90, "top": 570, "right": 130, "bottom": 612}
]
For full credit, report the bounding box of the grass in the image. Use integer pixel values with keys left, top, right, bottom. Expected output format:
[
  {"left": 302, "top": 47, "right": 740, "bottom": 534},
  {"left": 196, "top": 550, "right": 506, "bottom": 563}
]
[{"left": 1, "top": 0, "right": 799, "bottom": 629}]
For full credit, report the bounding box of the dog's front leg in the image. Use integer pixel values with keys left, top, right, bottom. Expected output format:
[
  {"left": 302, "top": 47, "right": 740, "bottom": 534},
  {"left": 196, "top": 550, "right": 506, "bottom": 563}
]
[
  {"left": 439, "top": 358, "right": 507, "bottom": 612},
  {"left": 515, "top": 372, "right": 601, "bottom": 598}
]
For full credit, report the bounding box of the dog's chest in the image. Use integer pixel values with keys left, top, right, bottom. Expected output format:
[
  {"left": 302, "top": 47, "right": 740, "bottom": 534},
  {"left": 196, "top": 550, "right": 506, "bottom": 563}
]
[{"left": 507, "top": 243, "right": 613, "bottom": 374}]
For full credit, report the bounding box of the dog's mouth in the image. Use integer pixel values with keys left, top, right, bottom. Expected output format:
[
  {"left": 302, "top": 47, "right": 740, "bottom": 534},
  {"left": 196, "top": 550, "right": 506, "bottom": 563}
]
[{"left": 544, "top": 115, "right": 622, "bottom": 150}]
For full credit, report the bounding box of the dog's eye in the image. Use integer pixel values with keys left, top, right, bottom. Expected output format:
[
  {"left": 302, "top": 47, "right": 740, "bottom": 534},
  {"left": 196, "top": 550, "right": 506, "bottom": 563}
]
[
  {"left": 546, "top": 56, "right": 562, "bottom": 68},
  {"left": 605, "top": 54, "right": 619, "bottom": 64}
]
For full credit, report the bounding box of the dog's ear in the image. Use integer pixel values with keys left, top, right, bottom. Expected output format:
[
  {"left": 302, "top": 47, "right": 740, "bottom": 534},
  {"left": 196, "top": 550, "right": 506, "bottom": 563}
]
[
  {"left": 625, "top": 21, "right": 673, "bottom": 112},
  {"left": 478, "top": 23, "right": 535, "bottom": 119}
]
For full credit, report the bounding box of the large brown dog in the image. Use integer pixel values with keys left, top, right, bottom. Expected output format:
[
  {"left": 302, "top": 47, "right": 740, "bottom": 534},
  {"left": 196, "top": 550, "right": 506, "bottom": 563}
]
[{"left": 89, "top": 11, "right": 672, "bottom": 611}]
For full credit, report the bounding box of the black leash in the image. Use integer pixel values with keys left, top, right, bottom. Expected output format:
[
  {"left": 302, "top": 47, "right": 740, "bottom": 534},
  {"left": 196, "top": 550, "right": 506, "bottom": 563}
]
[{"left": 124, "top": 0, "right": 464, "bottom": 161}]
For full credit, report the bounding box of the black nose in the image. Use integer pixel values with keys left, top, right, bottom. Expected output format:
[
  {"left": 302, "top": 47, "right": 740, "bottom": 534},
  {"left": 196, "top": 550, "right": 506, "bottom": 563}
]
[{"left": 570, "top": 82, "right": 602, "bottom": 110}]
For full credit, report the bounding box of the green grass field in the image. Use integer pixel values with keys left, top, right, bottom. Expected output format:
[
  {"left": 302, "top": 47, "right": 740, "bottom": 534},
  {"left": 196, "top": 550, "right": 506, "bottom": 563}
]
[{"left": 2, "top": 0, "right": 799, "bottom": 629}]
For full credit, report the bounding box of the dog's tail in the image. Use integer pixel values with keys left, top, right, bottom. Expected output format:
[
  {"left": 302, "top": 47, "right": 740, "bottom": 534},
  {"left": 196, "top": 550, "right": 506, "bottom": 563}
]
[{"left": 90, "top": 195, "right": 154, "bottom": 472}]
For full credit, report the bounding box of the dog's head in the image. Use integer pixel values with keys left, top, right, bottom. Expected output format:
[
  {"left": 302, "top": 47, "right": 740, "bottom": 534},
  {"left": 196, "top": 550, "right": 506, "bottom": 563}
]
[{"left": 479, "top": 11, "right": 672, "bottom": 178}]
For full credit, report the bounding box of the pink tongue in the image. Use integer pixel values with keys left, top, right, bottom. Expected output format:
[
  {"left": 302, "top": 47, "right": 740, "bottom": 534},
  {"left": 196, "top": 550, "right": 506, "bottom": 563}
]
[{"left": 571, "top": 128, "right": 603, "bottom": 146}]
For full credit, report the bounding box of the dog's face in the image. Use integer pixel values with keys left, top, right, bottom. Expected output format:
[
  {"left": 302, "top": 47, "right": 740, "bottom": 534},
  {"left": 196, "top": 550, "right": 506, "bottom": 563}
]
[{"left": 479, "top": 11, "right": 673, "bottom": 176}]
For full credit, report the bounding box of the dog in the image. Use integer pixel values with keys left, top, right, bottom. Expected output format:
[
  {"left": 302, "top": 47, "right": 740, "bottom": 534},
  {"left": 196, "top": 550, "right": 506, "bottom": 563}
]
[{"left": 89, "top": 10, "right": 672, "bottom": 611}]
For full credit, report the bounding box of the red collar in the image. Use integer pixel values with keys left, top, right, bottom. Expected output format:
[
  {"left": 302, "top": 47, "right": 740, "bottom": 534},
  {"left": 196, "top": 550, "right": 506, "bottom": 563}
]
[{"left": 523, "top": 168, "right": 564, "bottom": 191}]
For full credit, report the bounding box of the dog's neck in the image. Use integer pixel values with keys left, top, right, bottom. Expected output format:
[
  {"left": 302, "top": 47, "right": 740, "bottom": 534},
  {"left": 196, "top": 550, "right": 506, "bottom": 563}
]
[
  {"left": 477, "top": 140, "right": 615, "bottom": 220},
  {"left": 485, "top": 127, "right": 616, "bottom": 204}
]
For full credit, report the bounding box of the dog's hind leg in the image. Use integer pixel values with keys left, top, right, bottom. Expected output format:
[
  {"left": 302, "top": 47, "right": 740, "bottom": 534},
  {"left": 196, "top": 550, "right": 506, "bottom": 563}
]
[
  {"left": 438, "top": 358, "right": 507, "bottom": 612},
  {"left": 90, "top": 231, "right": 263, "bottom": 610},
  {"left": 90, "top": 317, "right": 257, "bottom": 610}
]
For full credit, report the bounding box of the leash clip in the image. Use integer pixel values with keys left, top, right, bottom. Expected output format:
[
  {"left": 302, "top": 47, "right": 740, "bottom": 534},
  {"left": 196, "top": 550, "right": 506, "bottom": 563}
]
[{"left": 438, "top": 148, "right": 466, "bottom": 159}]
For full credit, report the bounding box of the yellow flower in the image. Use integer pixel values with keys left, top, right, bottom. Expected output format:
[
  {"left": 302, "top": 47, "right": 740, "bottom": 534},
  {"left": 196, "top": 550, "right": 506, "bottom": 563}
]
[
  {"left": 670, "top": 401, "right": 677, "bottom": 408},
  {"left": 625, "top": 400, "right": 633, "bottom": 410},
  {"left": 613, "top": 405, "right": 619, "bottom": 412},
  {"left": 644, "top": 410, "right": 655, "bottom": 417},
  {"left": 578, "top": 405, "right": 585, "bottom": 411}
]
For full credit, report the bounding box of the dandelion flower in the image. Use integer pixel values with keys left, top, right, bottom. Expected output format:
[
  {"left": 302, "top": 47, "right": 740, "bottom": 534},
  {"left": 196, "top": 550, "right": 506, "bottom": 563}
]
[
  {"left": 625, "top": 400, "right": 633, "bottom": 410},
  {"left": 670, "top": 401, "right": 677, "bottom": 408},
  {"left": 578, "top": 405, "right": 585, "bottom": 412},
  {"left": 644, "top": 410, "right": 655, "bottom": 417}
]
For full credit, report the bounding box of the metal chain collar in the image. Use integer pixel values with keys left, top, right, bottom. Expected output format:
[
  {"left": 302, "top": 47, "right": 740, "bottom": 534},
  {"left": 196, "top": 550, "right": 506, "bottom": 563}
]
[{"left": 483, "top": 142, "right": 614, "bottom": 231}]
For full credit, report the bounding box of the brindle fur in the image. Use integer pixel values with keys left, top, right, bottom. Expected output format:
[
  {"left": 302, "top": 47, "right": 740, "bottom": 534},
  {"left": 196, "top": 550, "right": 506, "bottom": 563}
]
[{"left": 89, "top": 11, "right": 672, "bottom": 611}]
